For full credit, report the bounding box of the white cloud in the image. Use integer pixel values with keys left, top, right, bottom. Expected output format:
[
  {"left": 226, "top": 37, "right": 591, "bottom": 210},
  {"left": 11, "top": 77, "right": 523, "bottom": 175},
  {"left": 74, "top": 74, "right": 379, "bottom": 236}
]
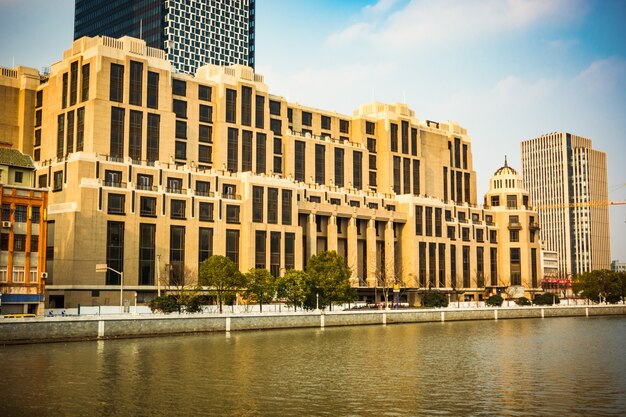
[
  {"left": 363, "top": 0, "right": 398, "bottom": 15},
  {"left": 326, "top": 22, "right": 373, "bottom": 46}
]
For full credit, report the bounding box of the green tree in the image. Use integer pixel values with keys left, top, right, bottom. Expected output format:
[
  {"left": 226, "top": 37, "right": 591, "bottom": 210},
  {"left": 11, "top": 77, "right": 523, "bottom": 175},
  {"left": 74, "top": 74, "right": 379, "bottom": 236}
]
[
  {"left": 245, "top": 268, "right": 276, "bottom": 313},
  {"left": 421, "top": 292, "right": 448, "bottom": 308},
  {"left": 148, "top": 296, "right": 179, "bottom": 314},
  {"left": 305, "top": 251, "right": 355, "bottom": 310},
  {"left": 486, "top": 294, "right": 504, "bottom": 307},
  {"left": 573, "top": 270, "right": 623, "bottom": 303},
  {"left": 198, "top": 255, "right": 246, "bottom": 313},
  {"left": 276, "top": 269, "right": 308, "bottom": 311}
]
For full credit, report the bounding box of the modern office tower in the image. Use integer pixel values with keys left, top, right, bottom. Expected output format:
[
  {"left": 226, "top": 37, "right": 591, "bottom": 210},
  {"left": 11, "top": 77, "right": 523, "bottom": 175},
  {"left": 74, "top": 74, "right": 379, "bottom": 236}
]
[
  {"left": 2, "top": 36, "right": 542, "bottom": 308},
  {"left": 0, "top": 148, "right": 48, "bottom": 315},
  {"left": 74, "top": 0, "right": 256, "bottom": 74},
  {"left": 521, "top": 133, "right": 610, "bottom": 276}
]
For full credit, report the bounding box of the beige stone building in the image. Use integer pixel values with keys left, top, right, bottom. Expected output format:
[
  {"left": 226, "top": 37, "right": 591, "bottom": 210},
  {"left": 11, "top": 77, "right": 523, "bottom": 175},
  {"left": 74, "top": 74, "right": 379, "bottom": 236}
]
[{"left": 2, "top": 36, "right": 543, "bottom": 307}]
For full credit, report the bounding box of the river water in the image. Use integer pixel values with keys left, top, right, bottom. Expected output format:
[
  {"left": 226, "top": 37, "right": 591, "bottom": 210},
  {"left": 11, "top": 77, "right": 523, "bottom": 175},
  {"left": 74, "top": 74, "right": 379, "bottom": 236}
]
[{"left": 1, "top": 316, "right": 625, "bottom": 416}]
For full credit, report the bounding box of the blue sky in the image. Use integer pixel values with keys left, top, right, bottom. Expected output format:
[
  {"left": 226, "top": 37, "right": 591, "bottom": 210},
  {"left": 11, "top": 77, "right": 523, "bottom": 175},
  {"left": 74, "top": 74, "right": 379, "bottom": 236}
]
[{"left": 1, "top": 0, "right": 625, "bottom": 259}]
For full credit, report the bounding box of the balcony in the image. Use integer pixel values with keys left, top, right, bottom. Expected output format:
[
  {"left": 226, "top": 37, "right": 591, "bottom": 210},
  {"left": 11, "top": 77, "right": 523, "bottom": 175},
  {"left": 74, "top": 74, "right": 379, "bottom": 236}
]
[
  {"left": 529, "top": 222, "right": 540, "bottom": 230},
  {"left": 508, "top": 222, "right": 522, "bottom": 230},
  {"left": 102, "top": 181, "right": 126, "bottom": 188},
  {"left": 166, "top": 187, "right": 184, "bottom": 194},
  {"left": 135, "top": 184, "right": 157, "bottom": 191}
]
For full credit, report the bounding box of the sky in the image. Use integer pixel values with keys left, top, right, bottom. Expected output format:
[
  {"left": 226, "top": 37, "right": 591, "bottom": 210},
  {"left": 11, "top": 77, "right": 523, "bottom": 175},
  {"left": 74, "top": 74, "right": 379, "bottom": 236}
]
[{"left": 0, "top": 0, "right": 625, "bottom": 260}]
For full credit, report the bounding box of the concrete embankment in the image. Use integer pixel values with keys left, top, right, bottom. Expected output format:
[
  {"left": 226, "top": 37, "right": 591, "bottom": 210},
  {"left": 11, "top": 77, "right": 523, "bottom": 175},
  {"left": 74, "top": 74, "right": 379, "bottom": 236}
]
[{"left": 1, "top": 305, "right": 625, "bottom": 345}]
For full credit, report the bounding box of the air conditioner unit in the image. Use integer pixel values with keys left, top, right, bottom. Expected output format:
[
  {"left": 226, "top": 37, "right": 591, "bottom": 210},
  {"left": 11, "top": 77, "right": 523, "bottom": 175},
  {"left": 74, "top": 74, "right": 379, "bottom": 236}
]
[{"left": 1, "top": 221, "right": 11, "bottom": 228}]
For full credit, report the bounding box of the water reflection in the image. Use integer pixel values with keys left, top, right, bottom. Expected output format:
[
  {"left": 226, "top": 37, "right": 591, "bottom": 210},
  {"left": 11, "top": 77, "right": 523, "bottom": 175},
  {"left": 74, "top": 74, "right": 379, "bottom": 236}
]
[{"left": 1, "top": 317, "right": 625, "bottom": 416}]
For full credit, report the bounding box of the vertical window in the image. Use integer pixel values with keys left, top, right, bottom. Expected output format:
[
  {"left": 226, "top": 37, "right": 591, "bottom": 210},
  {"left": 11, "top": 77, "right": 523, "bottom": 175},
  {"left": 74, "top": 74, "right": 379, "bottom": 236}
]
[
  {"left": 226, "top": 205, "right": 240, "bottom": 223},
  {"left": 315, "top": 144, "right": 325, "bottom": 184},
  {"left": 198, "top": 202, "right": 214, "bottom": 221},
  {"left": 415, "top": 206, "right": 423, "bottom": 235},
  {"left": 175, "top": 141, "right": 186, "bottom": 161},
  {"left": 268, "top": 188, "right": 278, "bottom": 224},
  {"left": 255, "top": 231, "right": 266, "bottom": 269},
  {"left": 129, "top": 110, "right": 143, "bottom": 161},
  {"left": 295, "top": 141, "right": 306, "bottom": 182},
  {"left": 454, "top": 138, "right": 461, "bottom": 168},
  {"left": 70, "top": 61, "right": 78, "bottom": 106},
  {"left": 129, "top": 61, "right": 143, "bottom": 106},
  {"left": 110, "top": 63, "right": 124, "bottom": 103},
  {"left": 256, "top": 133, "right": 266, "bottom": 174},
  {"left": 76, "top": 107, "right": 84, "bottom": 151},
  {"left": 450, "top": 245, "right": 457, "bottom": 288},
  {"left": 477, "top": 247, "right": 484, "bottom": 287},
  {"left": 226, "top": 88, "right": 237, "bottom": 123},
  {"left": 321, "top": 115, "right": 331, "bottom": 130},
  {"left": 139, "top": 223, "right": 155, "bottom": 285},
  {"left": 199, "top": 145, "right": 212, "bottom": 164},
  {"left": 199, "top": 104, "right": 212, "bottom": 123},
  {"left": 334, "top": 148, "right": 344, "bottom": 187},
  {"left": 285, "top": 233, "right": 295, "bottom": 270},
  {"left": 429, "top": 243, "right": 436, "bottom": 287},
  {"left": 199, "top": 124, "right": 212, "bottom": 143},
  {"left": 390, "top": 123, "right": 398, "bottom": 152},
  {"left": 270, "top": 118, "right": 282, "bottom": 137},
  {"left": 443, "top": 167, "right": 448, "bottom": 201},
  {"left": 255, "top": 95, "right": 265, "bottom": 129},
  {"left": 282, "top": 189, "right": 292, "bottom": 225},
  {"left": 510, "top": 248, "right": 521, "bottom": 285},
  {"left": 403, "top": 158, "right": 411, "bottom": 194},
  {"left": 170, "top": 200, "right": 186, "bottom": 219},
  {"left": 531, "top": 248, "right": 538, "bottom": 288},
  {"left": 172, "top": 79, "right": 186, "bottom": 96},
  {"left": 147, "top": 71, "right": 159, "bottom": 109},
  {"left": 438, "top": 243, "right": 446, "bottom": 287},
  {"left": 175, "top": 120, "right": 187, "bottom": 139},
  {"left": 270, "top": 232, "right": 281, "bottom": 277},
  {"left": 411, "top": 127, "right": 418, "bottom": 156},
  {"left": 140, "top": 197, "right": 157, "bottom": 217},
  {"left": 425, "top": 207, "right": 433, "bottom": 236},
  {"left": 464, "top": 173, "right": 471, "bottom": 204},
  {"left": 419, "top": 242, "right": 426, "bottom": 287},
  {"left": 81, "top": 63, "right": 90, "bottom": 102},
  {"left": 107, "top": 193, "right": 125, "bottom": 214},
  {"left": 435, "top": 208, "right": 442, "bottom": 237},
  {"left": 339, "top": 119, "right": 349, "bottom": 134},
  {"left": 353, "top": 151, "right": 362, "bottom": 190},
  {"left": 110, "top": 107, "right": 124, "bottom": 158},
  {"left": 62, "top": 72, "right": 68, "bottom": 108},
  {"left": 393, "top": 156, "right": 401, "bottom": 194},
  {"left": 401, "top": 121, "right": 409, "bottom": 154},
  {"left": 490, "top": 247, "right": 498, "bottom": 286},
  {"left": 302, "top": 111, "right": 312, "bottom": 126},
  {"left": 169, "top": 226, "right": 186, "bottom": 284},
  {"left": 198, "top": 85, "right": 212, "bottom": 101},
  {"left": 412, "top": 160, "right": 420, "bottom": 195},
  {"left": 225, "top": 230, "right": 240, "bottom": 268},
  {"left": 269, "top": 100, "right": 281, "bottom": 116},
  {"left": 57, "top": 114, "right": 65, "bottom": 158},
  {"left": 66, "top": 110, "right": 75, "bottom": 153},
  {"left": 242, "top": 130, "right": 253, "bottom": 171},
  {"left": 366, "top": 121, "right": 375, "bottom": 135},
  {"left": 273, "top": 156, "right": 282, "bottom": 174},
  {"left": 462, "top": 144, "right": 468, "bottom": 169},
  {"left": 462, "top": 246, "right": 470, "bottom": 287},
  {"left": 106, "top": 221, "right": 124, "bottom": 285},
  {"left": 241, "top": 85, "right": 252, "bottom": 126},
  {"left": 199, "top": 228, "right": 214, "bottom": 267},
  {"left": 252, "top": 186, "right": 264, "bottom": 223},
  {"left": 173, "top": 99, "right": 187, "bottom": 119},
  {"left": 147, "top": 113, "right": 160, "bottom": 162},
  {"left": 227, "top": 127, "right": 238, "bottom": 172}
]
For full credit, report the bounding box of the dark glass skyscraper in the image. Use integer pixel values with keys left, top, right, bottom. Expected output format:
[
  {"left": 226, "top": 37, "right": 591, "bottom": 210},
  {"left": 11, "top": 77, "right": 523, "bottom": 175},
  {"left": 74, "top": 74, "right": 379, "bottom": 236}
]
[{"left": 74, "top": 0, "right": 255, "bottom": 74}]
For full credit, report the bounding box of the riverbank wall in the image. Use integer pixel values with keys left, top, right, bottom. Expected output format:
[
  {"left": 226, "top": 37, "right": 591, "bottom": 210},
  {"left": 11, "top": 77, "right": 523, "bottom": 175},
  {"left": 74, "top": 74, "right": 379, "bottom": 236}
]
[{"left": 1, "top": 304, "right": 625, "bottom": 344}]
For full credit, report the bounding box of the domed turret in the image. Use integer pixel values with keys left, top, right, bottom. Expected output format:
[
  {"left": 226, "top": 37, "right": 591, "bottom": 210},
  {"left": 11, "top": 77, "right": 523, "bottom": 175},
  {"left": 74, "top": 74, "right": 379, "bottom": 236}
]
[{"left": 485, "top": 156, "right": 531, "bottom": 208}]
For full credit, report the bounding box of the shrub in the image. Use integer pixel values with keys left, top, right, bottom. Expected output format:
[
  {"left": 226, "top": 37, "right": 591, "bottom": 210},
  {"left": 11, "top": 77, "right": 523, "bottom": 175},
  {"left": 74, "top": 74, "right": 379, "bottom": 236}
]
[
  {"left": 516, "top": 297, "right": 531, "bottom": 306},
  {"left": 422, "top": 292, "right": 449, "bottom": 308},
  {"left": 184, "top": 295, "right": 206, "bottom": 313},
  {"left": 149, "top": 296, "right": 179, "bottom": 314},
  {"left": 533, "top": 293, "right": 560, "bottom": 305},
  {"left": 486, "top": 294, "right": 504, "bottom": 307},
  {"left": 606, "top": 294, "right": 622, "bottom": 304}
]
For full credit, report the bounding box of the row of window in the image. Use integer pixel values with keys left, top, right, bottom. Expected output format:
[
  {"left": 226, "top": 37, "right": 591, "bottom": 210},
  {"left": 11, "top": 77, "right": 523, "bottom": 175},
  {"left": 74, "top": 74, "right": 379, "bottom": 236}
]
[
  {"left": 1, "top": 205, "right": 41, "bottom": 223},
  {"left": 0, "top": 266, "right": 39, "bottom": 284},
  {"left": 0, "top": 233, "right": 39, "bottom": 252},
  {"left": 62, "top": 61, "right": 90, "bottom": 109},
  {"left": 252, "top": 186, "right": 292, "bottom": 225},
  {"left": 55, "top": 108, "right": 85, "bottom": 159}
]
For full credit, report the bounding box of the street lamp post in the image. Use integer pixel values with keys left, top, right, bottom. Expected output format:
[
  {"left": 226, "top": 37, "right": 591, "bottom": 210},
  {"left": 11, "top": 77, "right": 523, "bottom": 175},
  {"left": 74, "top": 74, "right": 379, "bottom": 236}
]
[
  {"left": 96, "top": 264, "right": 124, "bottom": 314},
  {"left": 156, "top": 254, "right": 161, "bottom": 297},
  {"left": 316, "top": 293, "right": 319, "bottom": 311}
]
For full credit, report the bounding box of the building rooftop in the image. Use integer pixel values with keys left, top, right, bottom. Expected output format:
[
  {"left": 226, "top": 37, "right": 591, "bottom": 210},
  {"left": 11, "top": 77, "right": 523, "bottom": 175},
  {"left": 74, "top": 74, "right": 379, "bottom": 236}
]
[
  {"left": 493, "top": 156, "right": 518, "bottom": 176},
  {"left": 0, "top": 147, "right": 35, "bottom": 169}
]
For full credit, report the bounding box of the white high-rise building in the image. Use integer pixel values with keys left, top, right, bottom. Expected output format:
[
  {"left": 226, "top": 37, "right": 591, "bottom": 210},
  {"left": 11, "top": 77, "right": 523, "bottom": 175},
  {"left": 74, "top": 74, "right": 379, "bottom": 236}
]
[{"left": 521, "top": 132, "right": 610, "bottom": 276}]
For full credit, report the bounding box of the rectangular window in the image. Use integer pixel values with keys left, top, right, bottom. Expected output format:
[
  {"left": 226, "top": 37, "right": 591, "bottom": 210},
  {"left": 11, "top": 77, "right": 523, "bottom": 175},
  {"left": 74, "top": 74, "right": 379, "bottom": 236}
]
[
  {"left": 435, "top": 208, "right": 442, "bottom": 237},
  {"left": 30, "top": 235, "right": 39, "bottom": 253},
  {"left": 173, "top": 99, "right": 187, "bottom": 119},
  {"left": 226, "top": 229, "right": 240, "bottom": 268},
  {"left": 172, "top": 79, "right": 186, "bottom": 96},
  {"left": 53, "top": 171, "right": 63, "bottom": 191},
  {"left": 195, "top": 181, "right": 210, "bottom": 196},
  {"left": 429, "top": 242, "right": 436, "bottom": 287},
  {"left": 81, "top": 63, "right": 90, "bottom": 102},
  {"left": 393, "top": 156, "right": 401, "bottom": 194},
  {"left": 315, "top": 144, "right": 325, "bottom": 184},
  {"left": 199, "top": 227, "right": 214, "bottom": 266},
  {"left": 462, "top": 246, "right": 470, "bottom": 288},
  {"left": 490, "top": 247, "right": 498, "bottom": 286},
  {"left": 199, "top": 104, "right": 212, "bottom": 123},
  {"left": 339, "top": 119, "right": 349, "bottom": 134},
  {"left": 390, "top": 123, "right": 398, "bottom": 152},
  {"left": 129, "top": 110, "right": 142, "bottom": 161},
  {"left": 367, "top": 137, "right": 376, "bottom": 153},
  {"left": 274, "top": 156, "right": 282, "bottom": 174},
  {"left": 334, "top": 148, "right": 344, "bottom": 187},
  {"left": 353, "top": 151, "right": 362, "bottom": 190},
  {"left": 403, "top": 158, "right": 411, "bottom": 194},
  {"left": 106, "top": 221, "right": 124, "bottom": 285},
  {"left": 415, "top": 206, "right": 423, "bottom": 235},
  {"left": 285, "top": 233, "right": 295, "bottom": 270},
  {"left": 401, "top": 121, "right": 409, "bottom": 154},
  {"left": 147, "top": 113, "right": 160, "bottom": 162},
  {"left": 14, "top": 205, "right": 27, "bottom": 222},
  {"left": 199, "top": 85, "right": 212, "bottom": 101},
  {"left": 282, "top": 189, "right": 292, "bottom": 225},
  {"left": 252, "top": 186, "right": 264, "bottom": 223},
  {"left": 110, "top": 63, "right": 124, "bottom": 103},
  {"left": 147, "top": 71, "right": 159, "bottom": 109},
  {"left": 302, "top": 111, "right": 312, "bottom": 126},
  {"left": 255, "top": 95, "right": 265, "bottom": 129},
  {"left": 477, "top": 247, "right": 484, "bottom": 287},
  {"left": 411, "top": 128, "right": 418, "bottom": 156},
  {"left": 413, "top": 160, "right": 420, "bottom": 195},
  {"left": 256, "top": 133, "right": 266, "bottom": 174},
  {"left": 199, "top": 202, "right": 214, "bottom": 221},
  {"left": 462, "top": 143, "right": 468, "bottom": 169},
  {"left": 464, "top": 173, "right": 471, "bottom": 204},
  {"left": 170, "top": 199, "right": 186, "bottom": 219},
  {"left": 268, "top": 188, "right": 278, "bottom": 224},
  {"left": 227, "top": 127, "right": 238, "bottom": 172},
  {"left": 242, "top": 130, "right": 253, "bottom": 171},
  {"left": 419, "top": 242, "right": 426, "bottom": 287},
  {"left": 110, "top": 107, "right": 124, "bottom": 158},
  {"left": 454, "top": 138, "right": 461, "bottom": 168},
  {"left": 57, "top": 114, "right": 65, "bottom": 158},
  {"left": 507, "top": 195, "right": 518, "bottom": 209},
  {"left": 451, "top": 245, "right": 457, "bottom": 288},
  {"left": 76, "top": 107, "right": 84, "bottom": 151},
  {"left": 269, "top": 100, "right": 281, "bottom": 116},
  {"left": 510, "top": 248, "right": 521, "bottom": 285},
  {"left": 107, "top": 193, "right": 125, "bottom": 215},
  {"left": 175, "top": 141, "right": 186, "bottom": 160},
  {"left": 366, "top": 121, "right": 375, "bottom": 135},
  {"left": 140, "top": 196, "right": 156, "bottom": 217},
  {"left": 270, "top": 232, "right": 281, "bottom": 277},
  {"left": 438, "top": 243, "right": 446, "bottom": 287},
  {"left": 241, "top": 86, "right": 252, "bottom": 126},
  {"left": 226, "top": 205, "right": 240, "bottom": 224},
  {"left": 531, "top": 248, "right": 538, "bottom": 288},
  {"left": 321, "top": 115, "right": 331, "bottom": 130},
  {"left": 425, "top": 207, "right": 433, "bottom": 236},
  {"left": 66, "top": 110, "right": 75, "bottom": 153},
  {"left": 270, "top": 118, "right": 282, "bottom": 137},
  {"left": 61, "top": 72, "right": 69, "bottom": 109},
  {"left": 169, "top": 226, "right": 185, "bottom": 284},
  {"left": 139, "top": 223, "right": 155, "bottom": 285},
  {"left": 199, "top": 124, "right": 212, "bottom": 143},
  {"left": 129, "top": 61, "right": 143, "bottom": 106},
  {"left": 199, "top": 145, "right": 212, "bottom": 164},
  {"left": 31, "top": 206, "right": 40, "bottom": 223},
  {"left": 226, "top": 88, "right": 237, "bottom": 123},
  {"left": 69, "top": 61, "right": 78, "bottom": 106},
  {"left": 255, "top": 231, "right": 266, "bottom": 269},
  {"left": 295, "top": 141, "right": 306, "bottom": 182}
]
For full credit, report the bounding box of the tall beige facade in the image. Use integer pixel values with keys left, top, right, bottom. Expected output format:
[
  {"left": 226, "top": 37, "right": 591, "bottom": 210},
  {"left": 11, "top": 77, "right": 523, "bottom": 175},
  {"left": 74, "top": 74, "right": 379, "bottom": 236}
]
[
  {"left": 521, "top": 133, "right": 610, "bottom": 276},
  {"left": 2, "top": 36, "right": 543, "bottom": 307}
]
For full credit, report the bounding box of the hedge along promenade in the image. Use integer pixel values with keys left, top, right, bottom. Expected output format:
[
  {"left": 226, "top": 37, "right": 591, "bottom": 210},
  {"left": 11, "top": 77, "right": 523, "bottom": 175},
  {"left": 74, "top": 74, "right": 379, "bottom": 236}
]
[{"left": 1, "top": 304, "right": 625, "bottom": 345}]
